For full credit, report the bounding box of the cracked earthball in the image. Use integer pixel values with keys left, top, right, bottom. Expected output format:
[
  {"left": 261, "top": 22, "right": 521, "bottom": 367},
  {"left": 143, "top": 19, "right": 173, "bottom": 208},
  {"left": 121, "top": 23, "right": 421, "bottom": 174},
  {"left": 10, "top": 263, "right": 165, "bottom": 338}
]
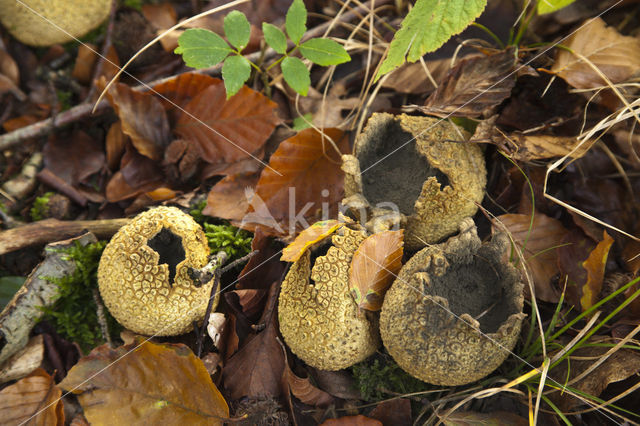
[
  {"left": 98, "top": 206, "right": 216, "bottom": 336},
  {"left": 278, "top": 225, "right": 380, "bottom": 371},
  {"left": 342, "top": 113, "right": 486, "bottom": 250},
  {"left": 380, "top": 218, "right": 525, "bottom": 386}
]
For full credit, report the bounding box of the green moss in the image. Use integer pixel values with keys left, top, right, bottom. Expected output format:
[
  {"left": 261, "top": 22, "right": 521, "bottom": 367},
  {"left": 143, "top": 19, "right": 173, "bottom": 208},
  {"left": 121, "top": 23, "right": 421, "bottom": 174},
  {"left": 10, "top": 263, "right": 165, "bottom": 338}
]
[
  {"left": 351, "top": 353, "right": 431, "bottom": 401},
  {"left": 30, "top": 192, "right": 55, "bottom": 221},
  {"left": 190, "top": 199, "right": 253, "bottom": 260},
  {"left": 40, "top": 240, "right": 122, "bottom": 352}
]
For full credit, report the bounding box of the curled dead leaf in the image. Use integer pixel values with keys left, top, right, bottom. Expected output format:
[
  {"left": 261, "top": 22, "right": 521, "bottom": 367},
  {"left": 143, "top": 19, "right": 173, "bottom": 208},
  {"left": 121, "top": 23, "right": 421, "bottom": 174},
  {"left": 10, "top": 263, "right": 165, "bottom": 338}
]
[
  {"left": 0, "top": 368, "right": 64, "bottom": 426},
  {"left": 281, "top": 220, "right": 343, "bottom": 262},
  {"left": 349, "top": 229, "right": 404, "bottom": 311},
  {"left": 580, "top": 231, "right": 614, "bottom": 312}
]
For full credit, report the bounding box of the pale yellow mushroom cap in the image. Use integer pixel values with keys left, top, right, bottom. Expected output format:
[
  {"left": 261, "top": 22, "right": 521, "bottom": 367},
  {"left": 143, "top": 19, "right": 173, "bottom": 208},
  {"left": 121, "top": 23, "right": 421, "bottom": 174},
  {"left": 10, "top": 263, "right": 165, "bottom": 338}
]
[
  {"left": 0, "top": 0, "right": 110, "bottom": 46},
  {"left": 98, "top": 206, "right": 215, "bottom": 336}
]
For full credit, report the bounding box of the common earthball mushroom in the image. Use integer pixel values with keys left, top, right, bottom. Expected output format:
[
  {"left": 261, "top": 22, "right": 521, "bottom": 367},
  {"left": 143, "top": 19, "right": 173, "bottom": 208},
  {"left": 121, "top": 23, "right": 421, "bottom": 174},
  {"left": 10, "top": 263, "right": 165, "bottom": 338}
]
[
  {"left": 380, "top": 218, "right": 525, "bottom": 386},
  {"left": 0, "top": 0, "right": 111, "bottom": 46},
  {"left": 278, "top": 225, "right": 379, "bottom": 370},
  {"left": 342, "top": 113, "right": 486, "bottom": 250},
  {"left": 98, "top": 206, "right": 216, "bottom": 336}
]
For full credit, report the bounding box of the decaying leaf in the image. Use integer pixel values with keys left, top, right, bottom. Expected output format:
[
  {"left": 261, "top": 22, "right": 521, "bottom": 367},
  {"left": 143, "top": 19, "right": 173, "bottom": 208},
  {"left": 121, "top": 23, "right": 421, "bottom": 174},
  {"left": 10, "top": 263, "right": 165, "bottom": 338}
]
[
  {"left": 441, "top": 410, "right": 527, "bottom": 425},
  {"left": 202, "top": 171, "right": 261, "bottom": 222},
  {"left": 493, "top": 213, "right": 569, "bottom": 303},
  {"left": 321, "top": 415, "right": 383, "bottom": 426},
  {"left": 503, "top": 134, "right": 592, "bottom": 162},
  {"left": 0, "top": 368, "right": 64, "bottom": 426},
  {"left": 281, "top": 220, "right": 343, "bottom": 262},
  {"left": 152, "top": 72, "right": 219, "bottom": 115},
  {"left": 549, "top": 345, "right": 640, "bottom": 411},
  {"left": 557, "top": 229, "right": 598, "bottom": 310},
  {"left": 369, "top": 398, "right": 412, "bottom": 426},
  {"left": 59, "top": 340, "right": 229, "bottom": 425},
  {"left": 222, "top": 282, "right": 284, "bottom": 399},
  {"left": 420, "top": 48, "right": 517, "bottom": 118},
  {"left": 43, "top": 130, "right": 105, "bottom": 187},
  {"left": 106, "top": 144, "right": 164, "bottom": 202},
  {"left": 580, "top": 231, "right": 614, "bottom": 312},
  {"left": 551, "top": 17, "right": 640, "bottom": 89},
  {"left": 106, "top": 82, "right": 171, "bottom": 161},
  {"left": 237, "top": 228, "right": 286, "bottom": 290},
  {"left": 175, "top": 80, "right": 280, "bottom": 165},
  {"left": 349, "top": 230, "right": 404, "bottom": 311},
  {"left": 247, "top": 128, "right": 349, "bottom": 236},
  {"left": 280, "top": 340, "right": 334, "bottom": 407}
]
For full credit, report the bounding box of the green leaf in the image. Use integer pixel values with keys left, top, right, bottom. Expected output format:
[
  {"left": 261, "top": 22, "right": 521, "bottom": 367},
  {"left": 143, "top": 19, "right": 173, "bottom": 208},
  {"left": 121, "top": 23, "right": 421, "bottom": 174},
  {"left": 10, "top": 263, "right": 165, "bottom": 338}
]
[
  {"left": 293, "top": 113, "right": 313, "bottom": 131},
  {"left": 222, "top": 55, "right": 251, "bottom": 98},
  {"left": 286, "top": 0, "right": 307, "bottom": 44},
  {"left": 375, "top": 0, "right": 486, "bottom": 82},
  {"left": 175, "top": 28, "right": 232, "bottom": 69},
  {"left": 282, "top": 56, "right": 310, "bottom": 96},
  {"left": 537, "top": 0, "right": 576, "bottom": 14},
  {"left": 299, "top": 38, "right": 350, "bottom": 66},
  {"left": 224, "top": 10, "right": 251, "bottom": 50},
  {"left": 263, "top": 23, "right": 288, "bottom": 54}
]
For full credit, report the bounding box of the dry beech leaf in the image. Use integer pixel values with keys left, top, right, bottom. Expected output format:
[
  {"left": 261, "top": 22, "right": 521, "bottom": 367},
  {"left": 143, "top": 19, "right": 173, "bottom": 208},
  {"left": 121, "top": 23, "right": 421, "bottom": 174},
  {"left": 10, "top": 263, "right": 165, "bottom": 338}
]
[
  {"left": 320, "top": 415, "right": 383, "bottom": 426},
  {"left": 248, "top": 128, "right": 349, "bottom": 236},
  {"left": 236, "top": 227, "right": 286, "bottom": 290},
  {"left": 557, "top": 229, "right": 597, "bottom": 310},
  {"left": 105, "top": 121, "right": 127, "bottom": 171},
  {"left": 505, "top": 134, "right": 592, "bottom": 162},
  {"left": 369, "top": 398, "right": 412, "bottom": 426},
  {"left": 152, "top": 72, "right": 218, "bottom": 115},
  {"left": 106, "top": 82, "right": 171, "bottom": 160},
  {"left": 141, "top": 3, "right": 177, "bottom": 30},
  {"left": 280, "top": 340, "right": 334, "bottom": 407},
  {"left": 106, "top": 144, "right": 164, "bottom": 202},
  {"left": 0, "top": 368, "right": 64, "bottom": 426},
  {"left": 580, "top": 231, "right": 614, "bottom": 312},
  {"left": 381, "top": 58, "right": 455, "bottom": 94},
  {"left": 549, "top": 346, "right": 640, "bottom": 411},
  {"left": 551, "top": 17, "right": 640, "bottom": 89},
  {"left": 175, "top": 80, "right": 280, "bottom": 165},
  {"left": 43, "top": 130, "right": 105, "bottom": 187},
  {"left": 281, "top": 220, "right": 343, "bottom": 262},
  {"left": 203, "top": 171, "right": 261, "bottom": 222},
  {"left": 349, "top": 230, "right": 404, "bottom": 311},
  {"left": 442, "top": 411, "right": 527, "bottom": 425},
  {"left": 493, "top": 213, "right": 569, "bottom": 303},
  {"left": 59, "top": 340, "right": 229, "bottom": 425},
  {"left": 420, "top": 47, "right": 517, "bottom": 118},
  {"left": 0, "top": 46, "right": 19, "bottom": 85},
  {"left": 222, "top": 283, "right": 284, "bottom": 399},
  {"left": 71, "top": 43, "right": 98, "bottom": 84}
]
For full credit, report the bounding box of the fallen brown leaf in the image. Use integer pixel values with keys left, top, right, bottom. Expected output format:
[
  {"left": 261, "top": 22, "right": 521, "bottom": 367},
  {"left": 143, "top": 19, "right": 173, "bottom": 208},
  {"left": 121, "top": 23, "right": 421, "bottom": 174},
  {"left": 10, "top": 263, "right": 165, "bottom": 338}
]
[
  {"left": 106, "top": 82, "right": 171, "bottom": 160},
  {"left": 106, "top": 144, "right": 164, "bottom": 202},
  {"left": 369, "top": 398, "right": 412, "bottom": 426},
  {"left": 580, "top": 231, "right": 614, "bottom": 312},
  {"left": 247, "top": 128, "right": 349, "bottom": 236},
  {"left": 321, "top": 415, "right": 382, "bottom": 426},
  {"left": 504, "top": 133, "right": 591, "bottom": 162},
  {"left": 59, "top": 340, "right": 229, "bottom": 425},
  {"left": 43, "top": 130, "right": 105, "bottom": 187},
  {"left": 280, "top": 340, "right": 334, "bottom": 407},
  {"left": 141, "top": 3, "right": 176, "bottom": 30},
  {"left": 493, "top": 212, "right": 569, "bottom": 303},
  {"left": 237, "top": 227, "right": 285, "bottom": 290},
  {"left": 175, "top": 80, "right": 280, "bottom": 165},
  {"left": 0, "top": 368, "right": 64, "bottom": 426},
  {"left": 557, "top": 229, "right": 597, "bottom": 310},
  {"left": 421, "top": 47, "right": 517, "bottom": 118},
  {"left": 202, "top": 171, "right": 261, "bottom": 221},
  {"left": 349, "top": 229, "right": 404, "bottom": 311},
  {"left": 551, "top": 17, "right": 640, "bottom": 89},
  {"left": 281, "top": 219, "right": 343, "bottom": 262},
  {"left": 222, "top": 282, "right": 284, "bottom": 399},
  {"left": 152, "top": 72, "right": 219, "bottom": 116}
]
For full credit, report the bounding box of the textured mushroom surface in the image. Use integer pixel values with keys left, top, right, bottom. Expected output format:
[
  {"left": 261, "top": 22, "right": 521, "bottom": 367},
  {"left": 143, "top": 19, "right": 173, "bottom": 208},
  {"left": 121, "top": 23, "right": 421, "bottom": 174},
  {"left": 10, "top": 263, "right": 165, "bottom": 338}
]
[
  {"left": 0, "top": 0, "right": 111, "bottom": 46},
  {"left": 98, "top": 206, "right": 215, "bottom": 336},
  {"left": 279, "top": 227, "right": 379, "bottom": 370},
  {"left": 380, "top": 218, "right": 525, "bottom": 386},
  {"left": 343, "top": 113, "right": 486, "bottom": 250}
]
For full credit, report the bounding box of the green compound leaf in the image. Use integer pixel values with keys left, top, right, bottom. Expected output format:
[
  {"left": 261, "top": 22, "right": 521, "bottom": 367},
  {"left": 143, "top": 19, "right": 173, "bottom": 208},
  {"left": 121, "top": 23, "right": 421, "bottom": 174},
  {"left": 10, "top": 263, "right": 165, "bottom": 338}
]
[
  {"left": 375, "top": 0, "right": 486, "bottom": 82},
  {"left": 263, "top": 23, "right": 287, "bottom": 54},
  {"left": 282, "top": 56, "right": 310, "bottom": 96},
  {"left": 286, "top": 0, "right": 307, "bottom": 45},
  {"left": 537, "top": 0, "right": 576, "bottom": 14},
  {"left": 299, "top": 38, "right": 351, "bottom": 66},
  {"left": 222, "top": 55, "right": 251, "bottom": 98},
  {"left": 175, "top": 28, "right": 232, "bottom": 69},
  {"left": 224, "top": 10, "right": 251, "bottom": 51}
]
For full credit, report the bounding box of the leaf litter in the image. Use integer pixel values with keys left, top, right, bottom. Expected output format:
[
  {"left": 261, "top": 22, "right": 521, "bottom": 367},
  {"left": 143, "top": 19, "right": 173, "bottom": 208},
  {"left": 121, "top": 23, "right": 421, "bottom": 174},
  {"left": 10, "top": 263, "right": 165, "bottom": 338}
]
[{"left": 2, "top": 1, "right": 640, "bottom": 425}]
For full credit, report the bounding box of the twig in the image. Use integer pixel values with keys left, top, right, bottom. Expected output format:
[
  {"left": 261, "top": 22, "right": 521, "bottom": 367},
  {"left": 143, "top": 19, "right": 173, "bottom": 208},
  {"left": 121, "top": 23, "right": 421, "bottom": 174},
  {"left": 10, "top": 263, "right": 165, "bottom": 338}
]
[
  {"left": 92, "top": 288, "right": 113, "bottom": 348},
  {"left": 0, "top": 217, "right": 130, "bottom": 256},
  {"left": 194, "top": 250, "right": 256, "bottom": 357},
  {"left": 37, "top": 168, "right": 88, "bottom": 206},
  {"left": 85, "top": 0, "right": 118, "bottom": 102}
]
